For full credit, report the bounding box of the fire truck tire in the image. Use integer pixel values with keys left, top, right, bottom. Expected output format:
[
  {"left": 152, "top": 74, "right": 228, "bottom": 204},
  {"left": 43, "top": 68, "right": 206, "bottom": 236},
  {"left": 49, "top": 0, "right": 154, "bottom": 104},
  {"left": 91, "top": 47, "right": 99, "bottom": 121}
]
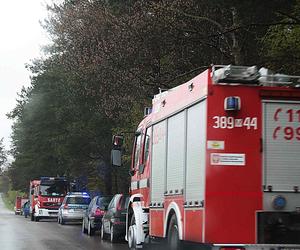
[
  {"left": 35, "top": 215, "right": 39, "bottom": 222},
  {"left": 88, "top": 220, "right": 94, "bottom": 236},
  {"left": 128, "top": 214, "right": 137, "bottom": 249},
  {"left": 167, "top": 214, "right": 181, "bottom": 250},
  {"left": 82, "top": 219, "right": 87, "bottom": 234}
]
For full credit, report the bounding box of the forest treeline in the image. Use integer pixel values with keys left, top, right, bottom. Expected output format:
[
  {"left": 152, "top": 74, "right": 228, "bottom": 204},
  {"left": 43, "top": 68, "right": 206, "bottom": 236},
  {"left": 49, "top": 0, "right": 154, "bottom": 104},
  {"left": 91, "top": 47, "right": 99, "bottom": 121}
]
[{"left": 3, "top": 0, "right": 300, "bottom": 194}]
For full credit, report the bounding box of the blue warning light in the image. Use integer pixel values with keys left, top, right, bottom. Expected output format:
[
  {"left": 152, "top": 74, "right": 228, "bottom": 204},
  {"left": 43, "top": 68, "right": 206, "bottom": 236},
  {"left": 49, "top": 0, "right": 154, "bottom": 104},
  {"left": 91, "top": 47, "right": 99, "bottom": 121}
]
[
  {"left": 224, "top": 96, "right": 241, "bottom": 111},
  {"left": 272, "top": 195, "right": 287, "bottom": 210}
]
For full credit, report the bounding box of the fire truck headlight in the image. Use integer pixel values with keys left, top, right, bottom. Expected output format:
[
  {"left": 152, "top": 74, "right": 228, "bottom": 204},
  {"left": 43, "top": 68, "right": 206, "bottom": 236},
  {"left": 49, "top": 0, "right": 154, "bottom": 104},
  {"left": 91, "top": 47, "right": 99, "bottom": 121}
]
[{"left": 272, "top": 195, "right": 287, "bottom": 210}]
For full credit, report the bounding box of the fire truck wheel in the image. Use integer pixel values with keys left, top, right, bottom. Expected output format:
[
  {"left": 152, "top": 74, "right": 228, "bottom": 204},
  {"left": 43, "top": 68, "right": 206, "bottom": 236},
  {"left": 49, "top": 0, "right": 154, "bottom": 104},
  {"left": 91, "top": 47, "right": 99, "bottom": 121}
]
[
  {"left": 167, "top": 215, "right": 181, "bottom": 250},
  {"left": 35, "top": 216, "right": 39, "bottom": 222},
  {"left": 128, "top": 214, "right": 137, "bottom": 249},
  {"left": 88, "top": 220, "right": 94, "bottom": 236}
]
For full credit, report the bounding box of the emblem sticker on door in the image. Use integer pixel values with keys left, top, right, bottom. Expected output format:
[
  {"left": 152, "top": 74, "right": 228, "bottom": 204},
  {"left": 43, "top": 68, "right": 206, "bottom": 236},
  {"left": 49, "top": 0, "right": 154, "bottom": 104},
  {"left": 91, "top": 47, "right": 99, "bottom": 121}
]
[{"left": 210, "top": 153, "right": 245, "bottom": 166}]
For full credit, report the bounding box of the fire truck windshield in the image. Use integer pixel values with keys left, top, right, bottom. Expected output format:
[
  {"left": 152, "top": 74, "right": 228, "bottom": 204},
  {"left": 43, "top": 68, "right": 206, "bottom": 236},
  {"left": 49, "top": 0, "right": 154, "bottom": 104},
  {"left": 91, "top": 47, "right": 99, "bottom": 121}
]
[{"left": 39, "top": 181, "right": 68, "bottom": 197}]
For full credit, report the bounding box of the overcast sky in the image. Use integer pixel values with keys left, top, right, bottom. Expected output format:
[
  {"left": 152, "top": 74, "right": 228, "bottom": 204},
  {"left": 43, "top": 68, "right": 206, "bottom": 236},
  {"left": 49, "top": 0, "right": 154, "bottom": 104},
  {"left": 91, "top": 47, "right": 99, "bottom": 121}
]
[{"left": 0, "top": 0, "right": 52, "bottom": 150}]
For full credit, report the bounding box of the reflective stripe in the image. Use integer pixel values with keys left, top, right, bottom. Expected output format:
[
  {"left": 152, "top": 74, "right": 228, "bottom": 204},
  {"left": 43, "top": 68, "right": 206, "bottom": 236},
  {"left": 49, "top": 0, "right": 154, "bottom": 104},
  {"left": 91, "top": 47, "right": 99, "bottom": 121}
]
[
  {"left": 131, "top": 181, "right": 138, "bottom": 190},
  {"left": 139, "top": 178, "right": 149, "bottom": 188},
  {"left": 131, "top": 179, "right": 149, "bottom": 190}
]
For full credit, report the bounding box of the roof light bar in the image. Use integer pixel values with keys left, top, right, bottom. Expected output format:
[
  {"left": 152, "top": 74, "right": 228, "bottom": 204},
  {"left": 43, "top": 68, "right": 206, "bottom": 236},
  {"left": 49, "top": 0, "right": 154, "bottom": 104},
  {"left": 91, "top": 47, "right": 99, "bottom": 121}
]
[
  {"left": 259, "top": 67, "right": 300, "bottom": 86},
  {"left": 212, "top": 65, "right": 300, "bottom": 87},
  {"left": 40, "top": 177, "right": 66, "bottom": 180},
  {"left": 213, "top": 65, "right": 260, "bottom": 84},
  {"left": 67, "top": 192, "right": 90, "bottom": 196}
]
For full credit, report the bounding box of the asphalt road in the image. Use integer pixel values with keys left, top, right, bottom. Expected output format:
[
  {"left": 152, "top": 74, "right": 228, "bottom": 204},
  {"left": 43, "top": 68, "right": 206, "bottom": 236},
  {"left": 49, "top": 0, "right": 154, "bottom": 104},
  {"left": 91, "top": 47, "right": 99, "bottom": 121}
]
[{"left": 0, "top": 194, "right": 128, "bottom": 250}]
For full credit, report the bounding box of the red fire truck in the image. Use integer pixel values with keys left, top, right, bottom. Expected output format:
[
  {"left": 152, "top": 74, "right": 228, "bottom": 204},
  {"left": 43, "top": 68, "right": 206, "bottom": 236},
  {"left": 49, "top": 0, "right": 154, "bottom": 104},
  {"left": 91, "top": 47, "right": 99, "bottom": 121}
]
[
  {"left": 30, "top": 177, "right": 69, "bottom": 221},
  {"left": 14, "top": 196, "right": 28, "bottom": 215},
  {"left": 112, "top": 65, "right": 300, "bottom": 249}
]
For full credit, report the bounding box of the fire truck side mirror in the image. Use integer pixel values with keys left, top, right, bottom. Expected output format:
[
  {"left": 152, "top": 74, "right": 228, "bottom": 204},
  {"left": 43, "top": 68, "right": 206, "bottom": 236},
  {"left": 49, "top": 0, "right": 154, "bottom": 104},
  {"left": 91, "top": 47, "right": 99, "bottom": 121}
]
[
  {"left": 111, "top": 149, "right": 122, "bottom": 167},
  {"left": 112, "top": 135, "right": 124, "bottom": 149}
]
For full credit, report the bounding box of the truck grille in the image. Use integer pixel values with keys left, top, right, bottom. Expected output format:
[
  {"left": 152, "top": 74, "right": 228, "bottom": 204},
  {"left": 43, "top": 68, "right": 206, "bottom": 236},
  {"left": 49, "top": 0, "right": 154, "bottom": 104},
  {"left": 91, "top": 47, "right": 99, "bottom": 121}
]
[{"left": 43, "top": 202, "right": 60, "bottom": 208}]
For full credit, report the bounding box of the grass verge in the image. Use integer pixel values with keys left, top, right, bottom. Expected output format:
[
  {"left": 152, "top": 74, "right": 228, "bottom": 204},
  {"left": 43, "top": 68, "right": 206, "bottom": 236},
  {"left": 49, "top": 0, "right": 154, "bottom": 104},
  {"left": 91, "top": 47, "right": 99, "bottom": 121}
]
[
  {"left": 0, "top": 176, "right": 27, "bottom": 211},
  {"left": 1, "top": 193, "right": 14, "bottom": 210}
]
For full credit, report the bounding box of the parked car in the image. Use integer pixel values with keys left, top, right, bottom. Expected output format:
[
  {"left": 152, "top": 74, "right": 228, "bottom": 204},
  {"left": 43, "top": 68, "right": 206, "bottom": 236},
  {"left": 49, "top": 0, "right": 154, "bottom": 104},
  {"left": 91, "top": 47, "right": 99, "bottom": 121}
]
[
  {"left": 21, "top": 201, "right": 30, "bottom": 218},
  {"left": 82, "top": 195, "right": 113, "bottom": 236},
  {"left": 58, "top": 192, "right": 91, "bottom": 225},
  {"left": 101, "top": 194, "right": 129, "bottom": 242}
]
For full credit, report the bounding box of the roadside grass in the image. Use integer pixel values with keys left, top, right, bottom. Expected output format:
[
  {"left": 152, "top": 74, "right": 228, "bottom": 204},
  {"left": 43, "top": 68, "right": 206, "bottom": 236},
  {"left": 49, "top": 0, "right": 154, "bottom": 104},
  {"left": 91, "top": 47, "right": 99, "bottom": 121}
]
[
  {"left": 1, "top": 190, "right": 27, "bottom": 211},
  {"left": 0, "top": 176, "right": 27, "bottom": 211},
  {"left": 1, "top": 192, "right": 14, "bottom": 210}
]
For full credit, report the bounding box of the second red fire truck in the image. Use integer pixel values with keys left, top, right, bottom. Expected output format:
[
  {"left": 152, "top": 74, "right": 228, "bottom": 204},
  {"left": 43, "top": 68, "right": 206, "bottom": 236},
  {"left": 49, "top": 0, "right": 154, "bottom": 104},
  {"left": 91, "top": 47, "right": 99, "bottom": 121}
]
[
  {"left": 112, "top": 65, "right": 300, "bottom": 249},
  {"left": 30, "top": 177, "right": 69, "bottom": 221},
  {"left": 14, "top": 196, "right": 28, "bottom": 215}
]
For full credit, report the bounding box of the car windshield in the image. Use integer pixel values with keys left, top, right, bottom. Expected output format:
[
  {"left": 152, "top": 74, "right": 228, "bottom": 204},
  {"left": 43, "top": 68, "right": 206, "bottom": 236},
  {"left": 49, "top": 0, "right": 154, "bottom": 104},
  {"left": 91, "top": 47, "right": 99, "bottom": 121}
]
[
  {"left": 66, "top": 197, "right": 91, "bottom": 205},
  {"left": 97, "top": 196, "right": 112, "bottom": 209},
  {"left": 39, "top": 181, "right": 68, "bottom": 196}
]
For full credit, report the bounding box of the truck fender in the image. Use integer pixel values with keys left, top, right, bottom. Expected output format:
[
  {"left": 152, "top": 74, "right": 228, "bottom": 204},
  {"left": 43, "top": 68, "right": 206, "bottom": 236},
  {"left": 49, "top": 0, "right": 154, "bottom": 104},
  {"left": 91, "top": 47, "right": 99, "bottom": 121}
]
[
  {"left": 164, "top": 201, "right": 183, "bottom": 240},
  {"left": 125, "top": 194, "right": 146, "bottom": 245}
]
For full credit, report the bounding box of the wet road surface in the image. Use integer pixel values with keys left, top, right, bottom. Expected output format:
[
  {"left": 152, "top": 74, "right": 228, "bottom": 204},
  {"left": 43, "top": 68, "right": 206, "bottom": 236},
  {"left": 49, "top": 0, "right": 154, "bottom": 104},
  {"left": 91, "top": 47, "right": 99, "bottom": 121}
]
[{"left": 0, "top": 194, "right": 128, "bottom": 250}]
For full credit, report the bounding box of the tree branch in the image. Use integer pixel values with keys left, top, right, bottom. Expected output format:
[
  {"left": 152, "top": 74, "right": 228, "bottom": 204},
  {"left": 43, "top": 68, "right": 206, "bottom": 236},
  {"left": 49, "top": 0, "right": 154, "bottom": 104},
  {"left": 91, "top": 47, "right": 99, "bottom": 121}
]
[
  {"left": 208, "top": 21, "right": 300, "bottom": 39},
  {"left": 161, "top": 65, "right": 209, "bottom": 88},
  {"left": 276, "top": 11, "right": 300, "bottom": 23},
  {"left": 161, "top": 6, "right": 224, "bottom": 31}
]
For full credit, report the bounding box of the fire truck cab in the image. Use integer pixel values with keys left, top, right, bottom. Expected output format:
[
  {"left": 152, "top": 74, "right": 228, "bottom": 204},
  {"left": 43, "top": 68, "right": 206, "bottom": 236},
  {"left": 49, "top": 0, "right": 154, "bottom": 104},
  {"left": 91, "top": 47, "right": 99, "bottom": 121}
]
[
  {"left": 112, "top": 65, "right": 300, "bottom": 250},
  {"left": 30, "top": 177, "right": 69, "bottom": 221}
]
